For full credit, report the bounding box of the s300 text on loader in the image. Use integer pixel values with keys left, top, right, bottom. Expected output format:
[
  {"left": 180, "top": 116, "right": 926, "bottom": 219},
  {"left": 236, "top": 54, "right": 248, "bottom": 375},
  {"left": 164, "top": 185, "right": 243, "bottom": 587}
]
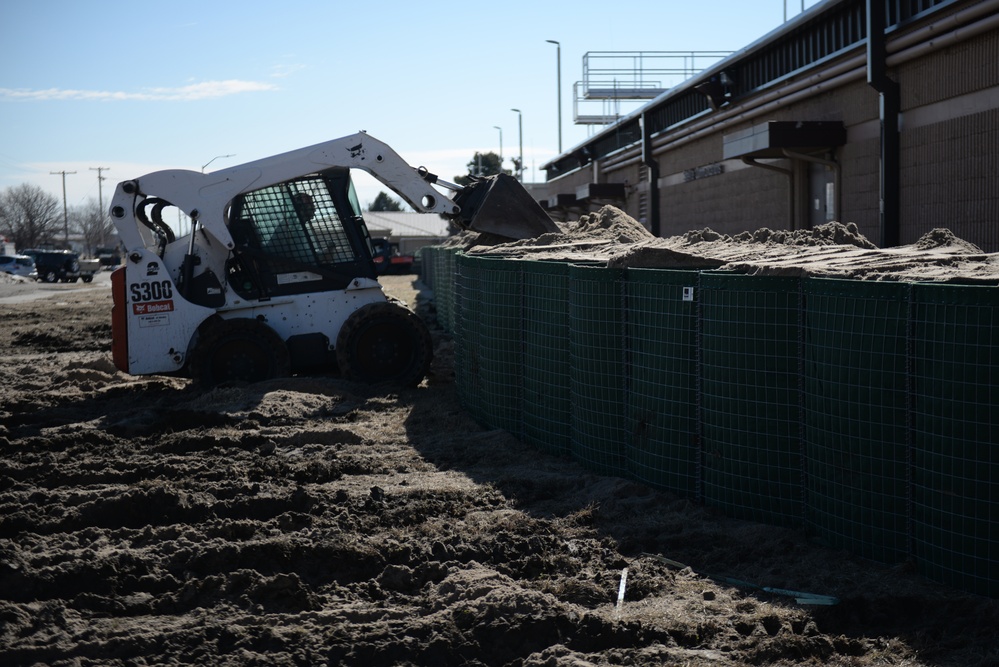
[{"left": 108, "top": 132, "right": 558, "bottom": 386}]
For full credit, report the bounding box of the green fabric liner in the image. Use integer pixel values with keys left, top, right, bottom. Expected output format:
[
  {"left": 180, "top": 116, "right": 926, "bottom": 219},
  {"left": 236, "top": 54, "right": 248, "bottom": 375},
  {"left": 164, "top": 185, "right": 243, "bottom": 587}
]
[
  {"left": 569, "top": 264, "right": 628, "bottom": 476},
  {"left": 625, "top": 268, "right": 699, "bottom": 496},
  {"left": 802, "top": 278, "right": 910, "bottom": 562},
  {"left": 522, "top": 260, "right": 572, "bottom": 456}
]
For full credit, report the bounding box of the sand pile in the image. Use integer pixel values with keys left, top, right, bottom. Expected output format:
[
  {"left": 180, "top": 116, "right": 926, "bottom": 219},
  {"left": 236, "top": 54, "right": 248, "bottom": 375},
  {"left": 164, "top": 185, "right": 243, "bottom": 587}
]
[
  {"left": 0, "top": 272, "right": 27, "bottom": 285},
  {"left": 461, "top": 206, "right": 999, "bottom": 283}
]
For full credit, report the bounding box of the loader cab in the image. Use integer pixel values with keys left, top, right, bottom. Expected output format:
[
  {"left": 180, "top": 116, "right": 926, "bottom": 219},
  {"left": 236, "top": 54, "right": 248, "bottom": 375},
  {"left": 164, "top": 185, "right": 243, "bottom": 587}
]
[{"left": 225, "top": 168, "right": 376, "bottom": 299}]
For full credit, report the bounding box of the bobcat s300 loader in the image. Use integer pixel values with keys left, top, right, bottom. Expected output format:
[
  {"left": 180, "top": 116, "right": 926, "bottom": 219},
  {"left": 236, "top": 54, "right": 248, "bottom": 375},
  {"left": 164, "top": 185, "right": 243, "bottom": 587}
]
[{"left": 109, "top": 132, "right": 558, "bottom": 386}]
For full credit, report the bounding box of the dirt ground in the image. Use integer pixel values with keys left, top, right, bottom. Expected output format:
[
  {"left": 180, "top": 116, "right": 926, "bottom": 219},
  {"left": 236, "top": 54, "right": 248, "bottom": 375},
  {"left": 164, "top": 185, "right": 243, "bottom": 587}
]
[{"left": 1, "top": 270, "right": 997, "bottom": 667}]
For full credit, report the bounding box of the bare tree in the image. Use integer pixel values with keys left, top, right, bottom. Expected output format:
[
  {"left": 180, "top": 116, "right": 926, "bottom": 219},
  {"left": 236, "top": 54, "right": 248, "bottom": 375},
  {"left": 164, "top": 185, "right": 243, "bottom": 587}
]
[
  {"left": 0, "top": 184, "right": 62, "bottom": 250},
  {"left": 70, "top": 199, "right": 117, "bottom": 256}
]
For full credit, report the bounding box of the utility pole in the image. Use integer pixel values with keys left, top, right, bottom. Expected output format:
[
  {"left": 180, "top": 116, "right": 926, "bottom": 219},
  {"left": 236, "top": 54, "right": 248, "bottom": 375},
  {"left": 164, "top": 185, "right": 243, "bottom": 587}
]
[
  {"left": 90, "top": 166, "right": 110, "bottom": 247},
  {"left": 50, "top": 170, "right": 76, "bottom": 245}
]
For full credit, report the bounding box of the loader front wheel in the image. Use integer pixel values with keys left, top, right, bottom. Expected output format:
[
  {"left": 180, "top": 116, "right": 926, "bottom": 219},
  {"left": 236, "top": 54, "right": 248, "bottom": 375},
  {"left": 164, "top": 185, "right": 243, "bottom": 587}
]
[
  {"left": 336, "top": 301, "right": 432, "bottom": 387},
  {"left": 194, "top": 318, "right": 290, "bottom": 386}
]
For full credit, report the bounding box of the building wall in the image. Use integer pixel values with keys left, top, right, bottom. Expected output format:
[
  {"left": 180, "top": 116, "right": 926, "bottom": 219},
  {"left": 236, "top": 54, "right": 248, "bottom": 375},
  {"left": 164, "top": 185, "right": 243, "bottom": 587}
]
[
  {"left": 838, "top": 137, "right": 881, "bottom": 241},
  {"left": 654, "top": 78, "right": 886, "bottom": 240},
  {"left": 545, "top": 4, "right": 999, "bottom": 251},
  {"left": 544, "top": 162, "right": 616, "bottom": 221},
  {"left": 895, "top": 28, "right": 999, "bottom": 250},
  {"left": 601, "top": 161, "right": 642, "bottom": 222}
]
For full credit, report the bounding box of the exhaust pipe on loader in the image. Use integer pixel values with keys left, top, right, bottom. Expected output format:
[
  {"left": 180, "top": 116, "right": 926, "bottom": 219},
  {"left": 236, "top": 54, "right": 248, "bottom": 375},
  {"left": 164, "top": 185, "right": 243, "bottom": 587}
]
[{"left": 449, "top": 173, "right": 561, "bottom": 240}]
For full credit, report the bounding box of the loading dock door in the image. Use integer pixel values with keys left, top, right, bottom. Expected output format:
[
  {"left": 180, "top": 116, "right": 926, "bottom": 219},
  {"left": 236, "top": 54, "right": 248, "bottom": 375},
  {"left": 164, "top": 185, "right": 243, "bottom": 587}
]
[
  {"left": 809, "top": 162, "right": 837, "bottom": 227},
  {"left": 723, "top": 121, "right": 846, "bottom": 230}
]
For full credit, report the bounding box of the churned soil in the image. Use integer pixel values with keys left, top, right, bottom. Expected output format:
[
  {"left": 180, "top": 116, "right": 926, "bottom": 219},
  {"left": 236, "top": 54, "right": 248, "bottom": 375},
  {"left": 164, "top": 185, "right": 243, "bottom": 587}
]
[{"left": 0, "top": 271, "right": 997, "bottom": 666}]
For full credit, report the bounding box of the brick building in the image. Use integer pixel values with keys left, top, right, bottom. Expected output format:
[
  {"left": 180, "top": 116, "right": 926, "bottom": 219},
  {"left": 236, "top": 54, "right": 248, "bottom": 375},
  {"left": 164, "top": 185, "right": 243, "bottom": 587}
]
[{"left": 541, "top": 0, "right": 999, "bottom": 251}]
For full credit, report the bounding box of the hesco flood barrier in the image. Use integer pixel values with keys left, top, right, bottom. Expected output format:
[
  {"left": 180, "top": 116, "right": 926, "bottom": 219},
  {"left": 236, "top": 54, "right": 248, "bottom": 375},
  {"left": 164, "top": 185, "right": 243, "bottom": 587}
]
[{"left": 420, "top": 246, "right": 998, "bottom": 598}]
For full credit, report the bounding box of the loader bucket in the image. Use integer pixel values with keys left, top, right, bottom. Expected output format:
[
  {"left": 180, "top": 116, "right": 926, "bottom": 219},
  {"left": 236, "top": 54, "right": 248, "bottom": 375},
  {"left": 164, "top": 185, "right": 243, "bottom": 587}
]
[{"left": 450, "top": 173, "right": 561, "bottom": 240}]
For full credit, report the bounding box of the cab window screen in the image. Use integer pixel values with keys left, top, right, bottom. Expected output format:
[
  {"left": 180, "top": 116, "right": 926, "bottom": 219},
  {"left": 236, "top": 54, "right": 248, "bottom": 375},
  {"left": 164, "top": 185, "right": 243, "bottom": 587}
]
[{"left": 233, "top": 178, "right": 357, "bottom": 267}]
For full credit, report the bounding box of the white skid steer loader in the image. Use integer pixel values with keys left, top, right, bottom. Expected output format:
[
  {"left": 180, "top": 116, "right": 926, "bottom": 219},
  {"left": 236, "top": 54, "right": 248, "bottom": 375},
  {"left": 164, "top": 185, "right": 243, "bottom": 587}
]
[{"left": 109, "top": 132, "right": 558, "bottom": 386}]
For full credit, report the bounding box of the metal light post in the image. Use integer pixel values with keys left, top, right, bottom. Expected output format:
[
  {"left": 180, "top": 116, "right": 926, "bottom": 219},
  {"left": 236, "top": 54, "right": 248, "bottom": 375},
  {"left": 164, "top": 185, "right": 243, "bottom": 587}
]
[
  {"left": 546, "top": 39, "right": 562, "bottom": 154},
  {"left": 511, "top": 108, "right": 523, "bottom": 182},
  {"left": 493, "top": 125, "right": 503, "bottom": 165}
]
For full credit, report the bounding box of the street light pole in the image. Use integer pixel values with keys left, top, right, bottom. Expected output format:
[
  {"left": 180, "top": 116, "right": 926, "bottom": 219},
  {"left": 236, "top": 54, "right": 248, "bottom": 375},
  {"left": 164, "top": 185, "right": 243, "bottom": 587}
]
[
  {"left": 546, "top": 39, "right": 562, "bottom": 154},
  {"left": 493, "top": 125, "right": 503, "bottom": 165},
  {"left": 202, "top": 153, "right": 235, "bottom": 173},
  {"left": 511, "top": 108, "right": 523, "bottom": 182}
]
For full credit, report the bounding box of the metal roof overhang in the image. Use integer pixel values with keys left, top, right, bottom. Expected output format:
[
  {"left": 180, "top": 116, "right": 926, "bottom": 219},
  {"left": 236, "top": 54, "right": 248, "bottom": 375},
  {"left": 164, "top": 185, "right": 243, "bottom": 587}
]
[
  {"left": 575, "top": 182, "right": 627, "bottom": 201},
  {"left": 722, "top": 120, "right": 847, "bottom": 160}
]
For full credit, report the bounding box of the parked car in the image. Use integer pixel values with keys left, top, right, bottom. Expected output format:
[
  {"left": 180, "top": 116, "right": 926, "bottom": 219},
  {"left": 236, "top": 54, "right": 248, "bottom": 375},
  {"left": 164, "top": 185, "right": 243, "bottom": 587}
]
[
  {"left": 21, "top": 249, "right": 81, "bottom": 283},
  {"left": 0, "top": 254, "right": 35, "bottom": 278}
]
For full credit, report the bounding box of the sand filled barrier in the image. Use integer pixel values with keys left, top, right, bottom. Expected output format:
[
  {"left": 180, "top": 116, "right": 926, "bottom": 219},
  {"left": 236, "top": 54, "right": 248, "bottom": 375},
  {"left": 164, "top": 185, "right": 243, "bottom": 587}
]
[
  {"left": 424, "top": 208, "right": 999, "bottom": 599},
  {"left": 448, "top": 205, "right": 999, "bottom": 284}
]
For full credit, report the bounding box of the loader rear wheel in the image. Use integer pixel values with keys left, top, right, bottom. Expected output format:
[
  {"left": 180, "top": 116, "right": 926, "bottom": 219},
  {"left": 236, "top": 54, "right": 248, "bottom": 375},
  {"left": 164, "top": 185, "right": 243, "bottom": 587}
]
[
  {"left": 336, "top": 301, "right": 432, "bottom": 387},
  {"left": 194, "top": 318, "right": 290, "bottom": 386}
]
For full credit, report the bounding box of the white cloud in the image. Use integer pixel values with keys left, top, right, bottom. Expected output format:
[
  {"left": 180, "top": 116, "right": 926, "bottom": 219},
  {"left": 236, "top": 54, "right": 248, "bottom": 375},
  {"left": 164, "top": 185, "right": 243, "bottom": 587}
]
[{"left": 0, "top": 80, "right": 278, "bottom": 102}]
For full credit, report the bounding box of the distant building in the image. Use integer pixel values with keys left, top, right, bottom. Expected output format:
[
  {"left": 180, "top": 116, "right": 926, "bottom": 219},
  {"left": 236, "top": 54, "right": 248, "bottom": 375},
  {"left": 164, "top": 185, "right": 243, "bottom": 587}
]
[
  {"left": 541, "top": 0, "right": 999, "bottom": 251},
  {"left": 362, "top": 211, "right": 453, "bottom": 256}
]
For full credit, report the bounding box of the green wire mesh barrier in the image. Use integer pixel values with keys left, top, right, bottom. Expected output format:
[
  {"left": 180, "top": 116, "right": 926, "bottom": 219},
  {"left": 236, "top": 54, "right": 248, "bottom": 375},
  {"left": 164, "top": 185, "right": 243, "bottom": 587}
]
[
  {"left": 625, "top": 269, "right": 699, "bottom": 496},
  {"left": 453, "top": 253, "right": 484, "bottom": 424},
  {"left": 910, "top": 283, "right": 999, "bottom": 597},
  {"left": 472, "top": 256, "right": 524, "bottom": 438},
  {"left": 803, "top": 279, "right": 911, "bottom": 563},
  {"left": 427, "top": 247, "right": 459, "bottom": 334},
  {"left": 420, "top": 245, "right": 997, "bottom": 597},
  {"left": 569, "top": 265, "right": 629, "bottom": 477},
  {"left": 522, "top": 261, "right": 572, "bottom": 456},
  {"left": 419, "top": 246, "right": 434, "bottom": 289},
  {"left": 699, "top": 273, "right": 804, "bottom": 529}
]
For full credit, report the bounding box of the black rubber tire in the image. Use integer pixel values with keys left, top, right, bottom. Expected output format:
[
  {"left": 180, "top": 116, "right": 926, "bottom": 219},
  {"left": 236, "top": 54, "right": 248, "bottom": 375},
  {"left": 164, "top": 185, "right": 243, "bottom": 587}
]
[
  {"left": 42, "top": 271, "right": 57, "bottom": 283},
  {"left": 82, "top": 275, "right": 93, "bottom": 283},
  {"left": 336, "top": 301, "right": 432, "bottom": 387},
  {"left": 193, "top": 318, "right": 291, "bottom": 386}
]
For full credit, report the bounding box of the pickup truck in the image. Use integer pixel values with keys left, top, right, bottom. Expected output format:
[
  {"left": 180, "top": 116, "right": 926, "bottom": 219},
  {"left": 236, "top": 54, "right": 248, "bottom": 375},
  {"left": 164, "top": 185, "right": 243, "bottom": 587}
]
[
  {"left": 22, "top": 249, "right": 100, "bottom": 283},
  {"left": 78, "top": 258, "right": 100, "bottom": 283}
]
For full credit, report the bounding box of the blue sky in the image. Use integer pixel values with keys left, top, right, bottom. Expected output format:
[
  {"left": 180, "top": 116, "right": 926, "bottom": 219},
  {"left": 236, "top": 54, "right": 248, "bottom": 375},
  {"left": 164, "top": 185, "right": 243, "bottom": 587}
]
[{"left": 1, "top": 0, "right": 819, "bottom": 213}]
